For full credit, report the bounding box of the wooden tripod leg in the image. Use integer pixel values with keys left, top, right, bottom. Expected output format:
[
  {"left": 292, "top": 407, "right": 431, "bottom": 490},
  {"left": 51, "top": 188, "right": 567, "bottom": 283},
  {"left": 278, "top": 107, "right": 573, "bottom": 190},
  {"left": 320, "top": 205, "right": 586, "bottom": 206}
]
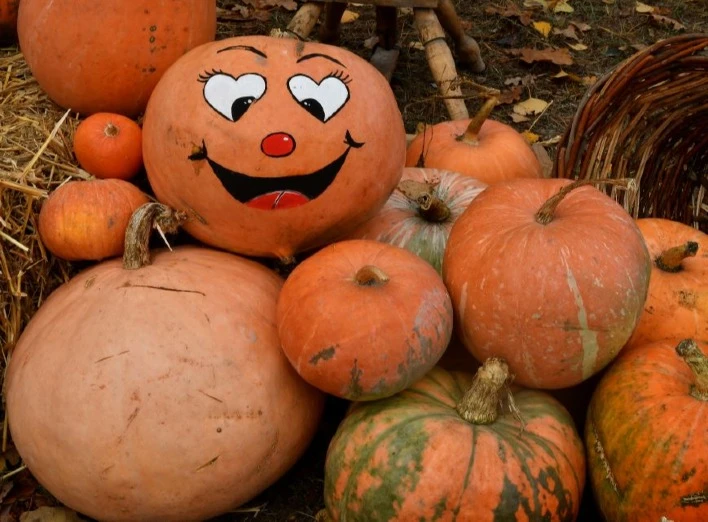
[
  {"left": 272, "top": 2, "right": 323, "bottom": 40},
  {"left": 375, "top": 6, "right": 398, "bottom": 50},
  {"left": 319, "top": 3, "right": 348, "bottom": 44},
  {"left": 435, "top": 0, "right": 485, "bottom": 72},
  {"left": 414, "top": 8, "right": 469, "bottom": 121}
]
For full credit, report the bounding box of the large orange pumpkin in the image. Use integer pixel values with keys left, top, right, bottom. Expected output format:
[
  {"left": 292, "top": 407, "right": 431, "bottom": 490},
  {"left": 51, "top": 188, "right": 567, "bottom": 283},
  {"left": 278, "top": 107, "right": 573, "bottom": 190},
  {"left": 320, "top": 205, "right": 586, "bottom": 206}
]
[
  {"left": 324, "top": 360, "right": 586, "bottom": 521},
  {"left": 626, "top": 218, "right": 708, "bottom": 347},
  {"left": 586, "top": 338, "right": 708, "bottom": 522},
  {"left": 443, "top": 179, "right": 651, "bottom": 389},
  {"left": 0, "top": 0, "right": 19, "bottom": 44},
  {"left": 5, "top": 214, "right": 324, "bottom": 521},
  {"left": 345, "top": 167, "right": 487, "bottom": 274},
  {"left": 277, "top": 239, "right": 453, "bottom": 400},
  {"left": 17, "top": 0, "right": 216, "bottom": 117},
  {"left": 143, "top": 35, "right": 407, "bottom": 260}
]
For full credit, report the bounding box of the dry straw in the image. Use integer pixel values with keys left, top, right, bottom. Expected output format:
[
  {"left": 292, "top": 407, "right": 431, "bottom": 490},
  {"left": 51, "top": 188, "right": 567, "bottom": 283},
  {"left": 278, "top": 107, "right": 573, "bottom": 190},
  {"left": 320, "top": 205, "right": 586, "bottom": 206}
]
[{"left": 0, "top": 48, "right": 89, "bottom": 360}]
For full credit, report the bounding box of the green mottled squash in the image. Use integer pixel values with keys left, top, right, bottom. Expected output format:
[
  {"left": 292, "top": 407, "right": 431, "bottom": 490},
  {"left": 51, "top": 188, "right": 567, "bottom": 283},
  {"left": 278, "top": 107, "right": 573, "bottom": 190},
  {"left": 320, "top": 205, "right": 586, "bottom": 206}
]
[{"left": 324, "top": 359, "right": 586, "bottom": 521}]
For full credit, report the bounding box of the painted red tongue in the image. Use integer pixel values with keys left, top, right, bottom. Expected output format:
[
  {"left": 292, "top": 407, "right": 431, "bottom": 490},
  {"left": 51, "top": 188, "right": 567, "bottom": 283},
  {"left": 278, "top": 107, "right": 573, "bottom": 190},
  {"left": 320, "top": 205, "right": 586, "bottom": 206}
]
[{"left": 246, "top": 191, "right": 310, "bottom": 210}]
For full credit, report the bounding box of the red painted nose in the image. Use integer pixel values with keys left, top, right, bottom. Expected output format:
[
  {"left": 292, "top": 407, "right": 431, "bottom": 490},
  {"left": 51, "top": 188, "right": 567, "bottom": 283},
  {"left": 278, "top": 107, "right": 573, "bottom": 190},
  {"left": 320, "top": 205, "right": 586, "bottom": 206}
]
[{"left": 261, "top": 132, "right": 296, "bottom": 158}]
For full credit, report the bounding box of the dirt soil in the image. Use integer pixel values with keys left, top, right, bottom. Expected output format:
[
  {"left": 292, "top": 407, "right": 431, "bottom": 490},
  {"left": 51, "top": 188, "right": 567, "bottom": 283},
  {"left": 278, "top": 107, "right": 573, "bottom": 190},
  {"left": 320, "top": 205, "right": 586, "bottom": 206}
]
[{"left": 1, "top": 0, "right": 706, "bottom": 521}]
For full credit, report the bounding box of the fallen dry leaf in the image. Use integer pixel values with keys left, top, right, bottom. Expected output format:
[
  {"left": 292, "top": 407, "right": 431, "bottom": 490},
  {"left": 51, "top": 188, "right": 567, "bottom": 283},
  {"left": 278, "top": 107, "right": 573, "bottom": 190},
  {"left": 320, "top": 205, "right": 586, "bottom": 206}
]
[
  {"left": 341, "top": 9, "right": 359, "bottom": 23},
  {"left": 650, "top": 13, "right": 686, "bottom": 31},
  {"left": 485, "top": 5, "right": 534, "bottom": 26},
  {"left": 514, "top": 97, "right": 550, "bottom": 116},
  {"left": 504, "top": 74, "right": 536, "bottom": 87},
  {"left": 568, "top": 42, "right": 589, "bottom": 51},
  {"left": 363, "top": 36, "right": 379, "bottom": 49},
  {"left": 635, "top": 1, "right": 655, "bottom": 13},
  {"left": 508, "top": 47, "right": 574, "bottom": 66},
  {"left": 531, "top": 143, "right": 554, "bottom": 178},
  {"left": 511, "top": 113, "right": 531, "bottom": 123},
  {"left": 243, "top": 0, "right": 297, "bottom": 10},
  {"left": 570, "top": 20, "right": 592, "bottom": 31},
  {"left": 553, "top": 70, "right": 597, "bottom": 85},
  {"left": 552, "top": 1, "right": 574, "bottom": 13},
  {"left": 20, "top": 507, "right": 82, "bottom": 522},
  {"left": 498, "top": 85, "right": 524, "bottom": 104},
  {"left": 533, "top": 21, "right": 553, "bottom": 37},
  {"left": 522, "top": 130, "right": 541, "bottom": 144},
  {"left": 409, "top": 41, "right": 425, "bottom": 51},
  {"left": 553, "top": 25, "right": 581, "bottom": 40}
]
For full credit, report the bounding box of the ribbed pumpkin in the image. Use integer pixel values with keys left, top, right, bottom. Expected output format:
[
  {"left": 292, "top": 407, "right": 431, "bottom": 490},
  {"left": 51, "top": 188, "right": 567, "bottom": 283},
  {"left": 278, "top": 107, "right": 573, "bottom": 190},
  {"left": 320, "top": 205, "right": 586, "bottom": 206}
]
[
  {"left": 345, "top": 167, "right": 487, "bottom": 274},
  {"left": 0, "top": 0, "right": 19, "bottom": 44},
  {"left": 626, "top": 218, "right": 708, "bottom": 348},
  {"left": 406, "top": 98, "right": 542, "bottom": 184},
  {"left": 143, "top": 35, "right": 406, "bottom": 260},
  {"left": 324, "top": 360, "right": 586, "bottom": 521},
  {"left": 276, "top": 239, "right": 453, "bottom": 400},
  {"left": 38, "top": 179, "right": 150, "bottom": 261},
  {"left": 6, "top": 205, "right": 325, "bottom": 521},
  {"left": 444, "top": 179, "right": 651, "bottom": 389},
  {"left": 17, "top": 0, "right": 216, "bottom": 117},
  {"left": 586, "top": 339, "right": 708, "bottom": 522}
]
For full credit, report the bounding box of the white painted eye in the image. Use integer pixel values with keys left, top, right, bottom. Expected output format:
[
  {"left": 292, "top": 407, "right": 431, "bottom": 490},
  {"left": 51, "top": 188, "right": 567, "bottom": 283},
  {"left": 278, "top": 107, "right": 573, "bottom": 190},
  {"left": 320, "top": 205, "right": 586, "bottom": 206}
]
[
  {"left": 287, "top": 74, "right": 350, "bottom": 122},
  {"left": 202, "top": 73, "right": 267, "bottom": 122}
]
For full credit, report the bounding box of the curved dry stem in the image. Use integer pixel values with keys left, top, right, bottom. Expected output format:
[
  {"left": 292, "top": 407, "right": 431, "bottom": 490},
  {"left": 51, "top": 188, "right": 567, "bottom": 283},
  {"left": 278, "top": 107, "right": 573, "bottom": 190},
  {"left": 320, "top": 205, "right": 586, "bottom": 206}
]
[
  {"left": 655, "top": 241, "right": 699, "bottom": 273},
  {"left": 675, "top": 339, "right": 708, "bottom": 401},
  {"left": 456, "top": 357, "right": 513, "bottom": 424},
  {"left": 535, "top": 178, "right": 633, "bottom": 225},
  {"left": 354, "top": 265, "right": 390, "bottom": 287},
  {"left": 123, "top": 202, "right": 187, "bottom": 270},
  {"left": 398, "top": 179, "right": 451, "bottom": 222},
  {"left": 457, "top": 97, "right": 498, "bottom": 144}
]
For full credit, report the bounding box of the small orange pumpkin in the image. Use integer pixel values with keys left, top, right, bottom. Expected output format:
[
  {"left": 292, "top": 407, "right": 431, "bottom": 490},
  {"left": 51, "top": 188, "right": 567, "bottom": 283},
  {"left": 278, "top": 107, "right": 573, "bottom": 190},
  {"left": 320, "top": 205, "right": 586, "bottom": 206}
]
[
  {"left": 345, "top": 167, "right": 487, "bottom": 274},
  {"left": 443, "top": 179, "right": 651, "bottom": 389},
  {"left": 73, "top": 113, "right": 144, "bottom": 180},
  {"left": 406, "top": 98, "right": 542, "bottom": 184},
  {"left": 0, "top": 0, "right": 19, "bottom": 44},
  {"left": 143, "top": 35, "right": 406, "bottom": 260},
  {"left": 38, "top": 179, "right": 150, "bottom": 261},
  {"left": 626, "top": 218, "right": 708, "bottom": 347},
  {"left": 276, "top": 239, "right": 453, "bottom": 400},
  {"left": 17, "top": 0, "right": 217, "bottom": 116}
]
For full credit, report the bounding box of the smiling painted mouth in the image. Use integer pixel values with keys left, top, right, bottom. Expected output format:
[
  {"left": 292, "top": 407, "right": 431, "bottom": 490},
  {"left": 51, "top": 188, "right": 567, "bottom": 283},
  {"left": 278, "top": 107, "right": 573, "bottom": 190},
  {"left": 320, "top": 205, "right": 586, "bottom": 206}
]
[{"left": 189, "top": 131, "right": 364, "bottom": 210}]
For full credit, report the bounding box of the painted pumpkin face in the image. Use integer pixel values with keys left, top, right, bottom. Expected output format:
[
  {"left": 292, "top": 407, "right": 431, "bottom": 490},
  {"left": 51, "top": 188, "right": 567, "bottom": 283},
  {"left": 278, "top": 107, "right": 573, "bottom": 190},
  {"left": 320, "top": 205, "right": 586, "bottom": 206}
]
[{"left": 143, "top": 35, "right": 406, "bottom": 259}]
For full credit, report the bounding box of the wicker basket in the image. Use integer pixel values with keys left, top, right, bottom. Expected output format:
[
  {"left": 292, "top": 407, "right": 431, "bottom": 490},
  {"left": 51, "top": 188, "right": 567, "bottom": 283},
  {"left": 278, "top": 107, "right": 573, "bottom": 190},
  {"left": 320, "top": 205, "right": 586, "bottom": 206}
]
[{"left": 553, "top": 33, "right": 708, "bottom": 232}]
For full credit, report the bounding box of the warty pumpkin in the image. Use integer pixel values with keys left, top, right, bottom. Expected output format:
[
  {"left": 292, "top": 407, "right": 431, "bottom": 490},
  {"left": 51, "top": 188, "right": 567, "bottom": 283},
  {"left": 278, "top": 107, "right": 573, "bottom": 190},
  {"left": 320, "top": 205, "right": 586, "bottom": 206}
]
[
  {"left": 443, "top": 178, "right": 651, "bottom": 389},
  {"left": 323, "top": 359, "right": 586, "bottom": 521},
  {"left": 6, "top": 204, "right": 325, "bottom": 521},
  {"left": 345, "top": 167, "right": 487, "bottom": 274},
  {"left": 73, "top": 113, "right": 144, "bottom": 180},
  {"left": 626, "top": 218, "right": 707, "bottom": 348},
  {"left": 586, "top": 338, "right": 708, "bottom": 522},
  {"left": 38, "top": 178, "right": 150, "bottom": 261},
  {"left": 143, "top": 35, "right": 406, "bottom": 260},
  {"left": 406, "top": 98, "right": 542, "bottom": 184},
  {"left": 17, "top": 0, "right": 216, "bottom": 117},
  {"left": 277, "top": 239, "right": 453, "bottom": 400}
]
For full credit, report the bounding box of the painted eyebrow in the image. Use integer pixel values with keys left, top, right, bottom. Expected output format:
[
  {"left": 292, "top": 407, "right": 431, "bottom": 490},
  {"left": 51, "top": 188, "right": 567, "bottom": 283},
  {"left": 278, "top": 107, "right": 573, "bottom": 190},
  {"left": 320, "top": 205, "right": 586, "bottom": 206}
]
[
  {"left": 216, "top": 45, "right": 267, "bottom": 58},
  {"left": 296, "top": 53, "right": 347, "bottom": 68}
]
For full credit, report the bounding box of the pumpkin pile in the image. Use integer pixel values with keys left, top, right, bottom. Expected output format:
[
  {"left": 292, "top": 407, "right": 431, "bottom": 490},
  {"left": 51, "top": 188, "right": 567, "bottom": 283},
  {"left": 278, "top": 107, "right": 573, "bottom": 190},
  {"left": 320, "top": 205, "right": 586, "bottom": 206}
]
[{"left": 2, "top": 4, "right": 707, "bottom": 521}]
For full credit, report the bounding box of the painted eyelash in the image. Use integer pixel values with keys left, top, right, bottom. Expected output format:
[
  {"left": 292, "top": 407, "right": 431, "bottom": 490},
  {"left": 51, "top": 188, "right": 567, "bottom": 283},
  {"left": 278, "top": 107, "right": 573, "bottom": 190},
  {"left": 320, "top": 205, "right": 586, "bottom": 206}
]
[
  {"left": 197, "top": 68, "right": 226, "bottom": 83},
  {"left": 325, "top": 69, "right": 352, "bottom": 84}
]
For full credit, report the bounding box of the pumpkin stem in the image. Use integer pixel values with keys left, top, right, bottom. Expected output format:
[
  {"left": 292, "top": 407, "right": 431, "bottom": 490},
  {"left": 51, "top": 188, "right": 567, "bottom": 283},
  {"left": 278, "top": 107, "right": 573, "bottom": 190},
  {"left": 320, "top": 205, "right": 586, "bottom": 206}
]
[
  {"left": 675, "top": 339, "right": 708, "bottom": 401},
  {"left": 655, "top": 241, "right": 699, "bottom": 273},
  {"left": 104, "top": 122, "right": 119, "bottom": 138},
  {"left": 456, "top": 357, "right": 519, "bottom": 425},
  {"left": 354, "top": 265, "right": 390, "bottom": 287},
  {"left": 457, "top": 97, "right": 498, "bottom": 145},
  {"left": 535, "top": 178, "right": 633, "bottom": 225},
  {"left": 397, "top": 179, "right": 451, "bottom": 222},
  {"left": 123, "top": 202, "right": 187, "bottom": 270}
]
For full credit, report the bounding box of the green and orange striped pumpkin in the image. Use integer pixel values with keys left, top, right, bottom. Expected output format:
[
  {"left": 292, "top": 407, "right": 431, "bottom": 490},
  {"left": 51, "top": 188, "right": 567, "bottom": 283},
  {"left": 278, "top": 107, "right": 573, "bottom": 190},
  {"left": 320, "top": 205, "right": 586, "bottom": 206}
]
[{"left": 323, "top": 360, "right": 586, "bottom": 521}]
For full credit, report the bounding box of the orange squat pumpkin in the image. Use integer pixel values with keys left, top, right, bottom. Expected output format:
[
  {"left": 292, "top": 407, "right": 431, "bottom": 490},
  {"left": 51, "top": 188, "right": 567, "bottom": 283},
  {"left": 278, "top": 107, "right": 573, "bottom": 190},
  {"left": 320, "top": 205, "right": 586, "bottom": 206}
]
[
  {"left": 74, "top": 113, "right": 144, "bottom": 180},
  {"left": 38, "top": 179, "right": 149, "bottom": 261},
  {"left": 406, "top": 98, "right": 542, "bottom": 184},
  {"left": 143, "top": 35, "right": 406, "bottom": 259},
  {"left": 17, "top": 0, "right": 216, "bottom": 116},
  {"left": 276, "top": 239, "right": 453, "bottom": 400},
  {"left": 444, "top": 179, "right": 651, "bottom": 389},
  {"left": 324, "top": 360, "right": 586, "bottom": 521},
  {"left": 626, "top": 218, "right": 708, "bottom": 348},
  {"left": 586, "top": 339, "right": 708, "bottom": 522}
]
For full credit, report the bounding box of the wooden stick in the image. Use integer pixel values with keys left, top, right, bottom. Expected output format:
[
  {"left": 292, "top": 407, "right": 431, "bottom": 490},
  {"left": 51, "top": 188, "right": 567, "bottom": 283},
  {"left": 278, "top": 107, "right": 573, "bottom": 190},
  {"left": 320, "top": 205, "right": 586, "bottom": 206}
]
[
  {"left": 276, "top": 2, "right": 323, "bottom": 40},
  {"left": 319, "top": 2, "right": 347, "bottom": 44},
  {"left": 414, "top": 8, "right": 469, "bottom": 120},
  {"left": 435, "top": 0, "right": 485, "bottom": 72}
]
